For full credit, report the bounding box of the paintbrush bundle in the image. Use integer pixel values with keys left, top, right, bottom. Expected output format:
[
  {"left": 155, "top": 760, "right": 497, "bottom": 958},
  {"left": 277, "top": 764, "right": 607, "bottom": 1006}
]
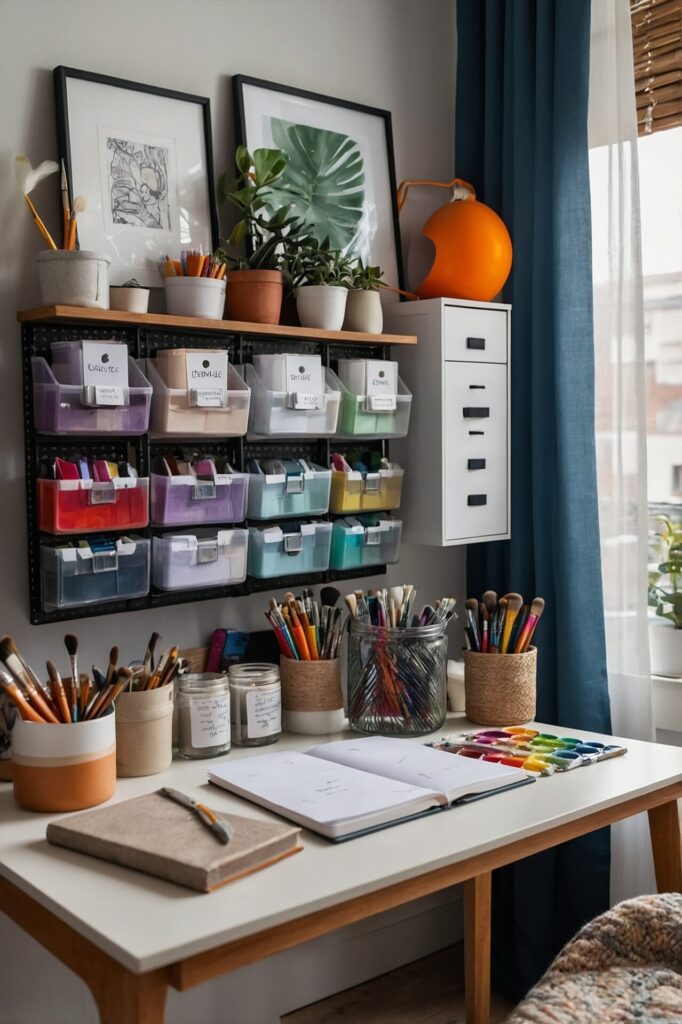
[
  {"left": 265, "top": 588, "right": 346, "bottom": 661},
  {"left": 346, "top": 587, "right": 457, "bottom": 736},
  {"left": 464, "top": 592, "right": 545, "bottom": 654},
  {"left": 0, "top": 631, "right": 186, "bottom": 725}
]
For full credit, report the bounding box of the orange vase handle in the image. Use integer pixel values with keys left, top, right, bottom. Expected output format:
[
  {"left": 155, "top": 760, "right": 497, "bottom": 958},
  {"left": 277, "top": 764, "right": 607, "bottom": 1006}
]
[{"left": 396, "top": 177, "right": 476, "bottom": 213}]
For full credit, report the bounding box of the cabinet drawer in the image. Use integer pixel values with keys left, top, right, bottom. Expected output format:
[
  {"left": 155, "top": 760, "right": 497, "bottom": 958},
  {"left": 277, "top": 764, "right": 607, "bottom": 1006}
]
[
  {"left": 443, "top": 305, "right": 508, "bottom": 364},
  {"left": 443, "top": 362, "right": 508, "bottom": 542}
]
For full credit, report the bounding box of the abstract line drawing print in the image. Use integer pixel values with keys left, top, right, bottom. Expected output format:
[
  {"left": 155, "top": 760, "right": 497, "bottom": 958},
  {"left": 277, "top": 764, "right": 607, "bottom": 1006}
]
[{"left": 106, "top": 137, "right": 171, "bottom": 230}]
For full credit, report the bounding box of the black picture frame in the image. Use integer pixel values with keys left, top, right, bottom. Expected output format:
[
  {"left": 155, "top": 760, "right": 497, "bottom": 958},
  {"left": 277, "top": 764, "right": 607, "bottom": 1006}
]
[
  {"left": 54, "top": 66, "right": 219, "bottom": 285},
  {"left": 233, "top": 74, "right": 405, "bottom": 292}
]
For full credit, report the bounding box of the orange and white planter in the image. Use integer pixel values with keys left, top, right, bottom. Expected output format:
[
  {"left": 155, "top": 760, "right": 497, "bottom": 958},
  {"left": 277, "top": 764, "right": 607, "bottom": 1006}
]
[{"left": 12, "top": 709, "right": 116, "bottom": 812}]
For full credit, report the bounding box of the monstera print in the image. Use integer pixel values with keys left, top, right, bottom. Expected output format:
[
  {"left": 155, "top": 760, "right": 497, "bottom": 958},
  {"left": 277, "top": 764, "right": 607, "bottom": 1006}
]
[{"left": 267, "top": 118, "right": 367, "bottom": 253}]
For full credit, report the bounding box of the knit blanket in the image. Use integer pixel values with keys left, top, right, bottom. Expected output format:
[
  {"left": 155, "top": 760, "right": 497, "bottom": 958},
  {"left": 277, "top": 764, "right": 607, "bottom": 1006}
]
[{"left": 507, "top": 894, "right": 682, "bottom": 1023}]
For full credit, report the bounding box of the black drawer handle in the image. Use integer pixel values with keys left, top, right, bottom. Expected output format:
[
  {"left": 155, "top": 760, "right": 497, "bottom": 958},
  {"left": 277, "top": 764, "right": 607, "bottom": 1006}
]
[
  {"left": 468, "top": 494, "right": 487, "bottom": 506},
  {"left": 467, "top": 337, "right": 486, "bottom": 350},
  {"left": 463, "top": 407, "right": 490, "bottom": 418},
  {"left": 469, "top": 384, "right": 486, "bottom": 390},
  {"left": 468, "top": 459, "right": 486, "bottom": 471}
]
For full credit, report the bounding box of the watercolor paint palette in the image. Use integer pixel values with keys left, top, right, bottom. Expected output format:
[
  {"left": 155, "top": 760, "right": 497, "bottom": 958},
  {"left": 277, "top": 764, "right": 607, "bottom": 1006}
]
[{"left": 429, "top": 727, "right": 627, "bottom": 778}]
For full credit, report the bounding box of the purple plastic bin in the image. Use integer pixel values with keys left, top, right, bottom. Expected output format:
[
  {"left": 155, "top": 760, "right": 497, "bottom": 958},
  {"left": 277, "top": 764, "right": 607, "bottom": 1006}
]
[
  {"left": 50, "top": 341, "right": 85, "bottom": 385},
  {"left": 32, "top": 357, "right": 152, "bottom": 435},
  {"left": 150, "top": 472, "right": 248, "bottom": 526}
]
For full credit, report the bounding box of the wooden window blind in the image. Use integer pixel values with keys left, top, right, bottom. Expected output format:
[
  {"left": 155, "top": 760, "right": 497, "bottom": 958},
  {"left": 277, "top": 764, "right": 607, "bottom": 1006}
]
[{"left": 631, "top": 0, "right": 682, "bottom": 134}]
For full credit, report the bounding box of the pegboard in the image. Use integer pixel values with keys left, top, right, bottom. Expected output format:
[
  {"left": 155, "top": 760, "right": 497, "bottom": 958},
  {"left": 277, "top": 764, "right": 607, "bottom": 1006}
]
[{"left": 21, "top": 317, "right": 400, "bottom": 624}]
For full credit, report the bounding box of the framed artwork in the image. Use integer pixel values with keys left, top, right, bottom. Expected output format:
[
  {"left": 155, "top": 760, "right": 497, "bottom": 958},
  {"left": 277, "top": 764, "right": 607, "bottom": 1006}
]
[
  {"left": 54, "top": 67, "right": 219, "bottom": 287},
  {"left": 233, "top": 75, "right": 404, "bottom": 298}
]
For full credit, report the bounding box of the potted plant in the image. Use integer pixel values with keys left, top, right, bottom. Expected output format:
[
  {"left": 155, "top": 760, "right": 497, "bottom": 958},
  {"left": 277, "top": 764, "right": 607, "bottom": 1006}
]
[
  {"left": 344, "top": 261, "right": 385, "bottom": 333},
  {"left": 648, "top": 513, "right": 682, "bottom": 678},
  {"left": 217, "top": 146, "right": 302, "bottom": 325},
  {"left": 287, "top": 237, "right": 354, "bottom": 331}
]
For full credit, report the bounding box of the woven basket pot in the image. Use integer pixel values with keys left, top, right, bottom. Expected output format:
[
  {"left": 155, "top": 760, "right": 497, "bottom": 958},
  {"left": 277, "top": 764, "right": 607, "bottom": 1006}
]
[{"left": 463, "top": 647, "right": 537, "bottom": 726}]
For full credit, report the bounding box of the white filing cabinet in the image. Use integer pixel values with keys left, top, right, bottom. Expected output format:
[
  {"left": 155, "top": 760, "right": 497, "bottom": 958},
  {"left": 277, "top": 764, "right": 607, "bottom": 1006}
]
[{"left": 384, "top": 297, "right": 511, "bottom": 546}]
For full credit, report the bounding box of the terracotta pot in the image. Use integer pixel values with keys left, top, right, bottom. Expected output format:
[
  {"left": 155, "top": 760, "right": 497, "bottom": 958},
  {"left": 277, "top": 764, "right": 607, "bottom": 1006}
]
[{"left": 226, "top": 269, "right": 283, "bottom": 325}]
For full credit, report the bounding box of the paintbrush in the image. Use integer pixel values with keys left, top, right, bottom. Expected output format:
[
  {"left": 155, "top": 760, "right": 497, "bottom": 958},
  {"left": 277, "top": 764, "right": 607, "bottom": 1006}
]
[
  {"left": 464, "top": 598, "right": 481, "bottom": 651},
  {"left": 0, "top": 637, "right": 59, "bottom": 723},
  {"left": 0, "top": 670, "right": 47, "bottom": 723},
  {"left": 64, "top": 634, "right": 80, "bottom": 722},
  {"left": 79, "top": 673, "right": 91, "bottom": 718},
  {"left": 479, "top": 602, "right": 489, "bottom": 652},
  {"left": 13, "top": 155, "right": 59, "bottom": 249},
  {"left": 482, "top": 590, "right": 498, "bottom": 617},
  {"left": 515, "top": 597, "right": 546, "bottom": 652},
  {"left": 93, "top": 667, "right": 133, "bottom": 718},
  {"left": 65, "top": 195, "right": 86, "bottom": 251},
  {"left": 143, "top": 632, "right": 161, "bottom": 679},
  {"left": 105, "top": 646, "right": 118, "bottom": 686},
  {"left": 500, "top": 593, "right": 523, "bottom": 654},
  {"left": 46, "top": 659, "right": 71, "bottom": 723}
]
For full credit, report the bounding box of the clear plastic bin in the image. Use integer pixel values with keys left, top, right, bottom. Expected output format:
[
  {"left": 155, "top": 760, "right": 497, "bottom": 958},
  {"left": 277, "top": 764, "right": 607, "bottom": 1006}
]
[
  {"left": 32, "top": 357, "right": 152, "bottom": 435},
  {"left": 330, "top": 514, "right": 402, "bottom": 570},
  {"left": 151, "top": 470, "right": 248, "bottom": 526},
  {"left": 41, "top": 536, "right": 150, "bottom": 610},
  {"left": 244, "top": 364, "right": 341, "bottom": 438},
  {"left": 246, "top": 460, "right": 331, "bottom": 520},
  {"left": 147, "top": 360, "right": 250, "bottom": 437},
  {"left": 329, "top": 368, "right": 412, "bottom": 439},
  {"left": 248, "top": 522, "right": 332, "bottom": 578},
  {"left": 330, "top": 465, "right": 403, "bottom": 513},
  {"left": 38, "top": 477, "right": 149, "bottom": 534},
  {"left": 152, "top": 529, "right": 248, "bottom": 591}
]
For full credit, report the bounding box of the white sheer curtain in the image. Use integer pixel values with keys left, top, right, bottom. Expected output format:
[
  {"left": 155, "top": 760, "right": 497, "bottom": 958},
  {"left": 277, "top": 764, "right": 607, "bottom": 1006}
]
[{"left": 589, "top": 0, "right": 655, "bottom": 902}]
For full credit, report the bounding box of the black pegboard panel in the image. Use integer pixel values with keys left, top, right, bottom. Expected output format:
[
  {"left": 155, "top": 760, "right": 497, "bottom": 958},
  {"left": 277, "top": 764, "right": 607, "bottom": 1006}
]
[{"left": 22, "top": 317, "right": 397, "bottom": 623}]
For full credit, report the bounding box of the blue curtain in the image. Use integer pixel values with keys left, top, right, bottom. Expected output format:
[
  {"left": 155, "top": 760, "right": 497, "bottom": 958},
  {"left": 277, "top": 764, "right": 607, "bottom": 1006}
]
[{"left": 456, "top": 0, "right": 613, "bottom": 1001}]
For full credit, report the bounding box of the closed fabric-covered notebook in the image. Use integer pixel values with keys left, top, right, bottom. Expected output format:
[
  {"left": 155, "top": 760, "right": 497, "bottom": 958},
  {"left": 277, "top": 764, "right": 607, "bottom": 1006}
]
[{"left": 46, "top": 791, "right": 301, "bottom": 892}]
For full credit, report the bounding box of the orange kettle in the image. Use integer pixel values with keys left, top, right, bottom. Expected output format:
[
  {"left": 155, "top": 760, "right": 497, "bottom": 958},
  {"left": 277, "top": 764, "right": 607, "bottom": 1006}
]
[{"left": 396, "top": 178, "right": 512, "bottom": 303}]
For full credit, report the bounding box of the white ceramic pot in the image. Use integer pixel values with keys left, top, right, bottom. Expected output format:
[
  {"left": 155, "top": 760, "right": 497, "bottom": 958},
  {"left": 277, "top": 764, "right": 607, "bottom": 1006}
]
[
  {"left": 343, "top": 289, "right": 383, "bottom": 334},
  {"left": 164, "top": 277, "right": 226, "bottom": 320},
  {"left": 296, "top": 285, "right": 347, "bottom": 331},
  {"left": 36, "top": 250, "right": 110, "bottom": 309},
  {"left": 109, "top": 286, "right": 150, "bottom": 313},
  {"left": 649, "top": 619, "right": 682, "bottom": 678}
]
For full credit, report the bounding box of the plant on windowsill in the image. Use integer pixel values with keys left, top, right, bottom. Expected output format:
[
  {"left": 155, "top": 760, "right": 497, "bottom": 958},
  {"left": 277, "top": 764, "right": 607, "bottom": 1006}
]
[
  {"left": 217, "top": 145, "right": 304, "bottom": 325},
  {"left": 648, "top": 514, "right": 682, "bottom": 678},
  {"left": 284, "top": 237, "right": 355, "bottom": 331},
  {"left": 344, "top": 261, "right": 386, "bottom": 334}
]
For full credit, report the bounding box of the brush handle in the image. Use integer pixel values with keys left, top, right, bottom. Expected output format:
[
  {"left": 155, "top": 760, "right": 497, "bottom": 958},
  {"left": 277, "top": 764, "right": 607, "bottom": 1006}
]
[
  {"left": 1, "top": 681, "right": 46, "bottom": 723},
  {"left": 23, "top": 194, "right": 57, "bottom": 250},
  {"left": 500, "top": 609, "right": 519, "bottom": 655},
  {"left": 49, "top": 677, "right": 71, "bottom": 723},
  {"left": 515, "top": 614, "right": 538, "bottom": 653}
]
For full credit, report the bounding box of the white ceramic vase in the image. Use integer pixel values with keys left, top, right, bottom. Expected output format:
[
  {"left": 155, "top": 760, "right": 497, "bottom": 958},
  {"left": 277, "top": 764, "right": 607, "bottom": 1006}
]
[
  {"left": 343, "top": 289, "right": 383, "bottom": 334},
  {"left": 296, "top": 285, "right": 347, "bottom": 331},
  {"left": 649, "top": 619, "right": 682, "bottom": 678}
]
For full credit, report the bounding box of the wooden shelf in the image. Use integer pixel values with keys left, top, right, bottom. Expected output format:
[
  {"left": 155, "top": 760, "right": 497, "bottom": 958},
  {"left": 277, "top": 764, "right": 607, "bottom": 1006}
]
[{"left": 17, "top": 305, "right": 417, "bottom": 346}]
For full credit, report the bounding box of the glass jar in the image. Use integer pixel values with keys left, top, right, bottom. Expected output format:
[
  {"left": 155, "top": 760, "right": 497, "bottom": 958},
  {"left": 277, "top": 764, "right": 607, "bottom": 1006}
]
[
  {"left": 176, "top": 673, "right": 230, "bottom": 759},
  {"left": 347, "top": 621, "right": 448, "bottom": 736},
  {"left": 228, "top": 663, "right": 282, "bottom": 747}
]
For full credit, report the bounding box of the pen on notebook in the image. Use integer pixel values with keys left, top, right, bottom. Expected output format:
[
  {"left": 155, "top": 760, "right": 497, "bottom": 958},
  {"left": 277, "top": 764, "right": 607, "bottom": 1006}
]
[{"left": 160, "top": 788, "right": 233, "bottom": 844}]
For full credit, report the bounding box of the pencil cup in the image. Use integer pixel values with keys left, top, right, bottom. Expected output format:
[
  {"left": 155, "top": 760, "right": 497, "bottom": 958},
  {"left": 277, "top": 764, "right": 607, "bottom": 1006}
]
[
  {"left": 37, "top": 250, "right": 110, "bottom": 309},
  {"left": 11, "top": 709, "right": 116, "bottom": 812},
  {"left": 463, "top": 647, "right": 537, "bottom": 726},
  {"left": 115, "top": 686, "right": 173, "bottom": 777},
  {"left": 279, "top": 657, "right": 345, "bottom": 735},
  {"left": 347, "top": 621, "right": 448, "bottom": 736},
  {"left": 164, "top": 277, "right": 226, "bottom": 320}
]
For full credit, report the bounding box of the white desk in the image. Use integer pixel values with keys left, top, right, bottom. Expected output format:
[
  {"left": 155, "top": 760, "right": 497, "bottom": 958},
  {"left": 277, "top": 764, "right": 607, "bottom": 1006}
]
[{"left": 2, "top": 717, "right": 681, "bottom": 1024}]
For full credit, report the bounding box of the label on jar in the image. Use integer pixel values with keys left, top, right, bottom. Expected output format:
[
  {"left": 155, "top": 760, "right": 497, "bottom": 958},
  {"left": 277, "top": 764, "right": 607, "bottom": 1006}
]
[
  {"left": 246, "top": 689, "right": 281, "bottom": 738},
  {"left": 189, "top": 693, "right": 230, "bottom": 748}
]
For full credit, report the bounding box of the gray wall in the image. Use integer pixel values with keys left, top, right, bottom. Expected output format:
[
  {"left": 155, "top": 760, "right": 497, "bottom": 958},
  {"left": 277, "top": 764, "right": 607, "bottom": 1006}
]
[{"left": 0, "top": 2, "right": 460, "bottom": 1020}]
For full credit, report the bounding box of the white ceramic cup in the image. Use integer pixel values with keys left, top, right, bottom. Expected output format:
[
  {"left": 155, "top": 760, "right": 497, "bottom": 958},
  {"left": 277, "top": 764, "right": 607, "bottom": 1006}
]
[{"left": 164, "top": 277, "right": 226, "bottom": 320}]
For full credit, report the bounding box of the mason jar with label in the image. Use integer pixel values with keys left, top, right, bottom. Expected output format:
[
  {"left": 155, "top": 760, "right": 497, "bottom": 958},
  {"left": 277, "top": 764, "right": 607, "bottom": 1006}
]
[
  {"left": 176, "top": 673, "right": 230, "bottom": 759},
  {"left": 228, "top": 663, "right": 282, "bottom": 747}
]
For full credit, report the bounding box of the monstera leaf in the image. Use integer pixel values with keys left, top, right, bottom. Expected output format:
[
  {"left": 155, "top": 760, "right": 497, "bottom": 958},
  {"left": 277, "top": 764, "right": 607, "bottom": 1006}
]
[{"left": 267, "top": 118, "right": 366, "bottom": 252}]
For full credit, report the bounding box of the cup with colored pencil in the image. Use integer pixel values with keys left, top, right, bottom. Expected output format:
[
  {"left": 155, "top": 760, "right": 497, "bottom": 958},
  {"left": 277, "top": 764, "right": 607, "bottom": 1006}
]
[
  {"left": 462, "top": 591, "right": 543, "bottom": 727},
  {"left": 162, "top": 250, "right": 227, "bottom": 320}
]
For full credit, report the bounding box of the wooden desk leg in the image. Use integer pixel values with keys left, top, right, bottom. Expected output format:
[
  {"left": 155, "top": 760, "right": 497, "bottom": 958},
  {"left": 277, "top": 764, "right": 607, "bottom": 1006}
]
[
  {"left": 463, "top": 872, "right": 492, "bottom": 1024},
  {"left": 648, "top": 799, "right": 682, "bottom": 892},
  {"left": 89, "top": 965, "right": 168, "bottom": 1024}
]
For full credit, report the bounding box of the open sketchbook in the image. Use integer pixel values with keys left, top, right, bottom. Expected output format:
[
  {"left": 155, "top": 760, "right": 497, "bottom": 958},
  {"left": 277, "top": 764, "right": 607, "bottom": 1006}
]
[{"left": 208, "top": 737, "right": 530, "bottom": 840}]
